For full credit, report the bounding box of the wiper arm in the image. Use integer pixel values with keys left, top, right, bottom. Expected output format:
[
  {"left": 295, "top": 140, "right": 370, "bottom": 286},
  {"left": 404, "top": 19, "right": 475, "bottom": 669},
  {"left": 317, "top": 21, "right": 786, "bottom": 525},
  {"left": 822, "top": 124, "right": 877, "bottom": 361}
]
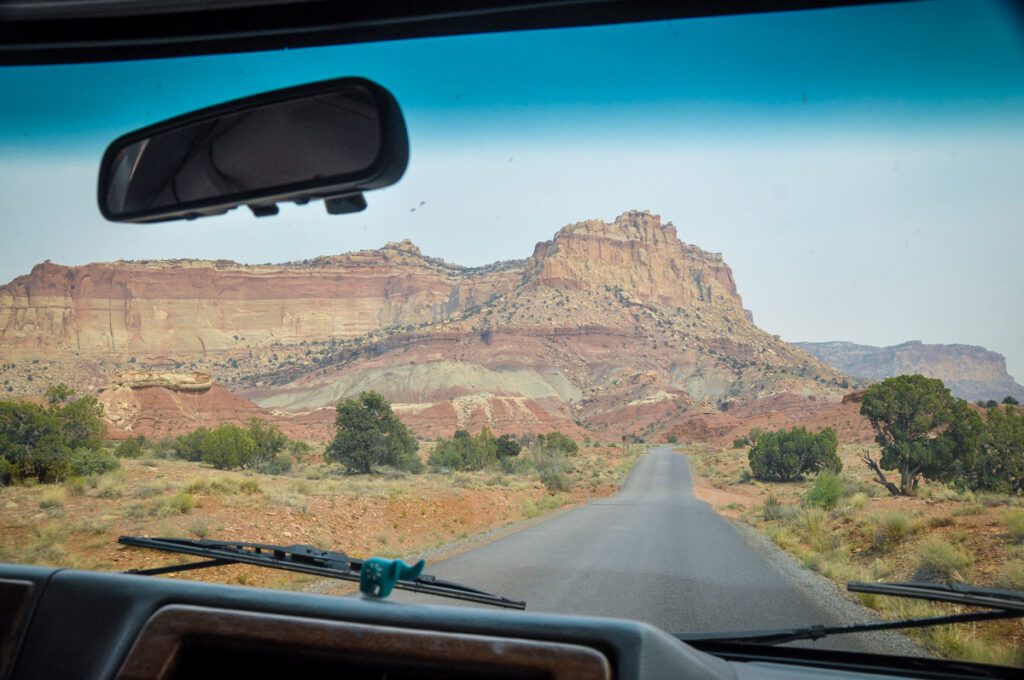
[
  {"left": 679, "top": 581, "right": 1024, "bottom": 646},
  {"left": 118, "top": 535, "right": 525, "bottom": 610}
]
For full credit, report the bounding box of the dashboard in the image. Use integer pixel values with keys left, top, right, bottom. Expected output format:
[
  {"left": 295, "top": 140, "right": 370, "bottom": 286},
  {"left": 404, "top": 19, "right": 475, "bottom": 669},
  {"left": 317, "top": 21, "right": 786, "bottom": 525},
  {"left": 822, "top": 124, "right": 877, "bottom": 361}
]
[
  {"left": 1, "top": 561, "right": 1015, "bottom": 678},
  {"left": 1, "top": 564, "right": 733, "bottom": 679}
]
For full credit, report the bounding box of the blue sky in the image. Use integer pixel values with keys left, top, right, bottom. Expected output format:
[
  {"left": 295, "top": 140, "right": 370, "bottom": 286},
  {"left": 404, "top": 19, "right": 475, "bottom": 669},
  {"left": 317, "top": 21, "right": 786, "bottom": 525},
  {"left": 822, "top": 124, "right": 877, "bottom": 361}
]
[{"left": 1, "top": 0, "right": 1023, "bottom": 378}]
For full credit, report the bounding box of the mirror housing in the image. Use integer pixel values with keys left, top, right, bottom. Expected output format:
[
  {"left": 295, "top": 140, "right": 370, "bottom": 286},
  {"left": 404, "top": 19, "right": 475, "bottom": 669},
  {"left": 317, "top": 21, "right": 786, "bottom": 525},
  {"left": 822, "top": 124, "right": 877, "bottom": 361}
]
[{"left": 98, "top": 77, "right": 408, "bottom": 223}]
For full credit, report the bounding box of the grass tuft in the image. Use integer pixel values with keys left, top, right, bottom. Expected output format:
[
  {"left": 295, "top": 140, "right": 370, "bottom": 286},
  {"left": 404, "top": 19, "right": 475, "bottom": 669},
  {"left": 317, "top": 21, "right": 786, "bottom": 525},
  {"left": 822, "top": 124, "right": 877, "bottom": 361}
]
[
  {"left": 870, "top": 511, "right": 916, "bottom": 553},
  {"left": 913, "top": 536, "right": 971, "bottom": 583},
  {"left": 39, "top": 487, "right": 66, "bottom": 509}
]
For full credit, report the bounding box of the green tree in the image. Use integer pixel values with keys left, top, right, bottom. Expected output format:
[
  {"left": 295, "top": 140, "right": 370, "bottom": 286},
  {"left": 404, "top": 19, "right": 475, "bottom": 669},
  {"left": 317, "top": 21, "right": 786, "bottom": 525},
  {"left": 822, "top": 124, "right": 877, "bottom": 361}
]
[
  {"left": 859, "top": 375, "right": 963, "bottom": 496},
  {"left": 1005, "top": 396, "right": 1021, "bottom": 406},
  {"left": 52, "top": 394, "right": 106, "bottom": 451},
  {"left": 174, "top": 427, "right": 212, "bottom": 462},
  {"left": 326, "top": 391, "right": 419, "bottom": 473},
  {"left": 747, "top": 427, "right": 840, "bottom": 482},
  {"left": 541, "top": 431, "right": 578, "bottom": 456},
  {"left": 495, "top": 434, "right": 521, "bottom": 458},
  {"left": 44, "top": 383, "right": 75, "bottom": 406},
  {"left": 0, "top": 400, "right": 70, "bottom": 483},
  {"left": 114, "top": 437, "right": 145, "bottom": 459},
  {"left": 246, "top": 418, "right": 287, "bottom": 466},
  {"left": 974, "top": 404, "right": 1024, "bottom": 494},
  {"left": 202, "top": 424, "right": 257, "bottom": 470}
]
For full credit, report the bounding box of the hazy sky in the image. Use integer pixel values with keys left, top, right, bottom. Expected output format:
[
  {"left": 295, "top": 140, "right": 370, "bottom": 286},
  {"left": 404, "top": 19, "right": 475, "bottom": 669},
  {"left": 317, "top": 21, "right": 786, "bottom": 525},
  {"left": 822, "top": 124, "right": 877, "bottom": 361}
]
[{"left": 1, "top": 0, "right": 1023, "bottom": 378}]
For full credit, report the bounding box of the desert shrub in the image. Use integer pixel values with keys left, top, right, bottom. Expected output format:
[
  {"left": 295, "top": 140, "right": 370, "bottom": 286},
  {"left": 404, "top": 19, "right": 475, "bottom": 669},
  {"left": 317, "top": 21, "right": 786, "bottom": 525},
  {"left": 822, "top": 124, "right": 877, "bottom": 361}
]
[
  {"left": 189, "top": 519, "right": 211, "bottom": 539},
  {"left": 38, "top": 487, "right": 66, "bottom": 509},
  {"left": 761, "top": 494, "right": 784, "bottom": 521},
  {"left": 65, "top": 476, "right": 87, "bottom": 496},
  {"left": 286, "top": 440, "right": 313, "bottom": 459},
  {"left": 201, "top": 424, "right": 257, "bottom": 469},
  {"left": 114, "top": 437, "right": 145, "bottom": 459},
  {"left": 522, "top": 493, "right": 570, "bottom": 518},
  {"left": 732, "top": 436, "right": 750, "bottom": 449},
  {"left": 67, "top": 447, "right": 120, "bottom": 477},
  {"left": 871, "top": 511, "right": 916, "bottom": 553},
  {"left": 538, "top": 467, "right": 570, "bottom": 493},
  {"left": 428, "top": 428, "right": 508, "bottom": 472},
  {"left": 998, "top": 560, "right": 1024, "bottom": 590},
  {"left": 803, "top": 473, "right": 843, "bottom": 510},
  {"left": 666, "top": 434, "right": 678, "bottom": 444},
  {"left": 239, "top": 479, "right": 261, "bottom": 494},
  {"left": 847, "top": 492, "right": 870, "bottom": 510},
  {"left": 541, "top": 431, "right": 579, "bottom": 456},
  {"left": 495, "top": 434, "right": 521, "bottom": 458},
  {"left": 913, "top": 536, "right": 971, "bottom": 583},
  {"left": 499, "top": 455, "right": 532, "bottom": 474},
  {"left": 254, "top": 454, "right": 292, "bottom": 475},
  {"left": 96, "top": 472, "right": 125, "bottom": 498},
  {"left": 927, "top": 515, "right": 956, "bottom": 529},
  {"left": 791, "top": 508, "right": 839, "bottom": 553},
  {"left": 748, "top": 427, "right": 841, "bottom": 482},
  {"left": 156, "top": 492, "right": 194, "bottom": 516},
  {"left": 1006, "top": 510, "right": 1024, "bottom": 543},
  {"left": 952, "top": 503, "right": 985, "bottom": 517}
]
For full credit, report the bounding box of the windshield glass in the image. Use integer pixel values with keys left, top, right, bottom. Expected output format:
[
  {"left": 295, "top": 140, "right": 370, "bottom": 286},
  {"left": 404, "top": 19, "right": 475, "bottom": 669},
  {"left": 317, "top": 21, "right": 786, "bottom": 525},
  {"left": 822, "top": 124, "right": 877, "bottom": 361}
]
[{"left": 2, "top": 0, "right": 1023, "bottom": 666}]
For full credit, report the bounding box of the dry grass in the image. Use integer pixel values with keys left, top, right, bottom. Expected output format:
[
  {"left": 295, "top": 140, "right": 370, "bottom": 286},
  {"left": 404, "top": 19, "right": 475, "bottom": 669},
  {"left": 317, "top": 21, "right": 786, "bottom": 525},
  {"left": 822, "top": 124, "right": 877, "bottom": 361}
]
[
  {"left": 685, "top": 441, "right": 1024, "bottom": 667},
  {"left": 1, "top": 446, "right": 640, "bottom": 592}
]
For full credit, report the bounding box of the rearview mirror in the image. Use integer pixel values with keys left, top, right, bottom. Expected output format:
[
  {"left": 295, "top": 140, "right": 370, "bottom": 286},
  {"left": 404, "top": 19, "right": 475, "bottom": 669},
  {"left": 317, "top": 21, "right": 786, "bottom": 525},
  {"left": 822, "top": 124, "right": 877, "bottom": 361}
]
[{"left": 98, "top": 77, "right": 408, "bottom": 223}]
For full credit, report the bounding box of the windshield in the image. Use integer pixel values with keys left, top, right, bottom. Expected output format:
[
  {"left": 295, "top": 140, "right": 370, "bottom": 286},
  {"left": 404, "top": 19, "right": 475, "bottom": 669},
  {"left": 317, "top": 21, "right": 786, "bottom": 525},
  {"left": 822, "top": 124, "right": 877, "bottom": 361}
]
[{"left": 2, "top": 0, "right": 1023, "bottom": 667}]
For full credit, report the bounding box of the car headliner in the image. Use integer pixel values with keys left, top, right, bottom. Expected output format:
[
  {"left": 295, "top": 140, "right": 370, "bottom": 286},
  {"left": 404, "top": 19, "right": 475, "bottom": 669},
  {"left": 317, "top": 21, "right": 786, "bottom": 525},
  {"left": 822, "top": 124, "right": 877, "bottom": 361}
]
[{"left": 1, "top": 0, "right": 898, "bottom": 65}]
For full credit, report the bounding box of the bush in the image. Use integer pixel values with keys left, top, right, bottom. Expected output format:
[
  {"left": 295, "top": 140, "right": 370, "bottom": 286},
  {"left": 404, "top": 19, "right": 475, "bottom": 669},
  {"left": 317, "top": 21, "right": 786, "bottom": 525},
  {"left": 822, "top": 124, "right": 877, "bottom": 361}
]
[
  {"left": 1007, "top": 510, "right": 1024, "bottom": 543},
  {"left": 428, "top": 428, "right": 505, "bottom": 472},
  {"left": 748, "top": 427, "right": 841, "bottom": 482},
  {"left": 666, "top": 434, "right": 678, "bottom": 444},
  {"left": 732, "top": 436, "right": 750, "bottom": 449},
  {"left": 495, "top": 434, "right": 521, "bottom": 458},
  {"left": 791, "top": 508, "right": 838, "bottom": 553},
  {"left": 114, "top": 437, "right": 144, "bottom": 459},
  {"left": 803, "top": 473, "right": 843, "bottom": 510},
  {"left": 914, "top": 536, "right": 971, "bottom": 583},
  {"left": 156, "top": 492, "right": 194, "bottom": 516},
  {"left": 39, "top": 487, "right": 66, "bottom": 509},
  {"left": 539, "top": 467, "right": 570, "bottom": 493},
  {"left": 761, "top": 494, "right": 784, "bottom": 521},
  {"left": 67, "top": 447, "right": 120, "bottom": 476},
  {"left": 254, "top": 454, "right": 293, "bottom": 475},
  {"left": 870, "top": 511, "right": 915, "bottom": 553},
  {"left": 541, "top": 431, "right": 578, "bottom": 456}
]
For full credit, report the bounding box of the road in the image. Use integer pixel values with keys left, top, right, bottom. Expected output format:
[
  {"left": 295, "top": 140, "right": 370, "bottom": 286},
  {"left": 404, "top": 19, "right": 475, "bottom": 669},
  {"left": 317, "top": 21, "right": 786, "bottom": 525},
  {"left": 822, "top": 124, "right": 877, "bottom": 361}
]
[{"left": 391, "top": 446, "right": 916, "bottom": 653}]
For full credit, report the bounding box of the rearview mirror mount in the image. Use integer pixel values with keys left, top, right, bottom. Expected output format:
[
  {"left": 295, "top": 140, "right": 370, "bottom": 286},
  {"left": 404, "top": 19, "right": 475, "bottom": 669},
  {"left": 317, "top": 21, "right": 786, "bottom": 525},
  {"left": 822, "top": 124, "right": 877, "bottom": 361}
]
[{"left": 98, "top": 77, "right": 408, "bottom": 223}]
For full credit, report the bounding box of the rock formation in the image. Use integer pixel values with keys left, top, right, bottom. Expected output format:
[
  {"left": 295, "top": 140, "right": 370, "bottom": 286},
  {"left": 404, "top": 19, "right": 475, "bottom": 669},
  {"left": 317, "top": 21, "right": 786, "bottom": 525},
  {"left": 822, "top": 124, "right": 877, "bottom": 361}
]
[
  {"left": 795, "top": 341, "right": 1024, "bottom": 403},
  {"left": 3, "top": 211, "right": 849, "bottom": 439}
]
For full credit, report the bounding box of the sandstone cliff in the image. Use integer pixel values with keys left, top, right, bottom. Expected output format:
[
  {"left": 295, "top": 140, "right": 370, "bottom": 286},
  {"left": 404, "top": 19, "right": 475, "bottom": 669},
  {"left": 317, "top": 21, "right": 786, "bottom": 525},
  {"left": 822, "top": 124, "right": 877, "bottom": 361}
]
[
  {"left": 795, "top": 341, "right": 1024, "bottom": 403},
  {"left": 2, "top": 211, "right": 847, "bottom": 439}
]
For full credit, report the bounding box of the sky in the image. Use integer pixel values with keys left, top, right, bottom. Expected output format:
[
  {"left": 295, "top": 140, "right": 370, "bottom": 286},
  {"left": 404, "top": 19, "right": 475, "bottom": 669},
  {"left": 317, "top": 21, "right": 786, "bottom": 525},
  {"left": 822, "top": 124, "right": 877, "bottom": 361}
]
[{"left": 1, "top": 0, "right": 1023, "bottom": 378}]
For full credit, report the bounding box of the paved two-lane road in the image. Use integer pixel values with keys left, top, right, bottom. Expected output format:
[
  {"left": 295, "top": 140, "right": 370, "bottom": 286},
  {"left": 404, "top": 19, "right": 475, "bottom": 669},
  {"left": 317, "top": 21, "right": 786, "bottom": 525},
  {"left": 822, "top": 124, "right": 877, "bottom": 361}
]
[{"left": 392, "top": 446, "right": 917, "bottom": 654}]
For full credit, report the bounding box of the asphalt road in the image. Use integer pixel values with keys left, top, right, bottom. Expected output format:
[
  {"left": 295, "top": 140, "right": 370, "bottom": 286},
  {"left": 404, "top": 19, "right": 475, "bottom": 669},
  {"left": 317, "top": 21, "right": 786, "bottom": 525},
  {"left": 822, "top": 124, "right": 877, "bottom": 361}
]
[{"left": 391, "top": 446, "right": 917, "bottom": 654}]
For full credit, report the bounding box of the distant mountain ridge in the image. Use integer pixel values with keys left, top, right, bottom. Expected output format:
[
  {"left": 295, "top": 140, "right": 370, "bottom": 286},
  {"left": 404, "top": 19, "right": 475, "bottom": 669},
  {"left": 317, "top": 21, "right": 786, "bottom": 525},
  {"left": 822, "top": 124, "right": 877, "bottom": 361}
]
[{"left": 794, "top": 340, "right": 1024, "bottom": 403}]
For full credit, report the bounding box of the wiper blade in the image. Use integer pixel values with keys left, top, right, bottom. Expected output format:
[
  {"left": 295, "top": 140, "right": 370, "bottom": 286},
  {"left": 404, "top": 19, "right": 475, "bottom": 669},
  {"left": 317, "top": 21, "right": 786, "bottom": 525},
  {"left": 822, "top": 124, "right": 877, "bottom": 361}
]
[
  {"left": 118, "top": 535, "right": 525, "bottom": 610},
  {"left": 678, "top": 581, "right": 1024, "bottom": 646}
]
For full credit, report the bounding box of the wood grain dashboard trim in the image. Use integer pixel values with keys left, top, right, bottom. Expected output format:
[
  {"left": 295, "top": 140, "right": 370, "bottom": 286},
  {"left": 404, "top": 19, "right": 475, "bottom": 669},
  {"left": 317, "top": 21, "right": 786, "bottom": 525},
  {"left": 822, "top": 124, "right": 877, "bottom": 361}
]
[{"left": 117, "top": 604, "right": 611, "bottom": 679}]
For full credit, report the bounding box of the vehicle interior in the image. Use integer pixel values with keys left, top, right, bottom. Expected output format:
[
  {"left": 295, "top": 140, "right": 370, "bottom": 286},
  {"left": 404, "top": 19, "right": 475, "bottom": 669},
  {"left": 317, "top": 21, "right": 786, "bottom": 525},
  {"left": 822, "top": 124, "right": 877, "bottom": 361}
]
[{"left": 2, "top": 1, "right": 1023, "bottom": 678}]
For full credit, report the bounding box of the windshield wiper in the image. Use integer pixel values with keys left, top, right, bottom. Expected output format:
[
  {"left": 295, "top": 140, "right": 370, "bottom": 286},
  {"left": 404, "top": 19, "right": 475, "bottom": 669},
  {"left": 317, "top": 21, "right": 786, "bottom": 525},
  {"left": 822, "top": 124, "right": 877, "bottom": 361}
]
[
  {"left": 118, "top": 535, "right": 526, "bottom": 610},
  {"left": 678, "top": 581, "right": 1024, "bottom": 646}
]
